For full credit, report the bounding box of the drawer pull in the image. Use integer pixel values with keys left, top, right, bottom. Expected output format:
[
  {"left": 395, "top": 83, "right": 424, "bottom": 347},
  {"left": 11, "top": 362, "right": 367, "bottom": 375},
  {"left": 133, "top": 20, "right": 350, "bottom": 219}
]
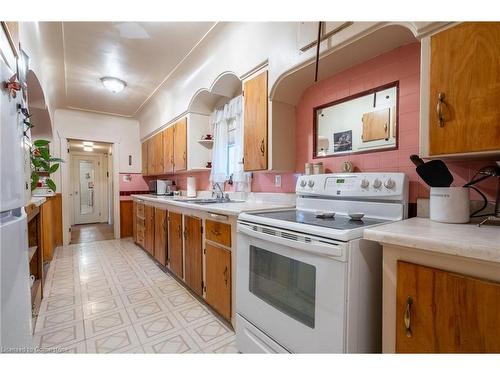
[
  {"left": 223, "top": 266, "right": 228, "bottom": 286},
  {"left": 436, "top": 92, "right": 446, "bottom": 127},
  {"left": 404, "top": 296, "right": 413, "bottom": 338},
  {"left": 211, "top": 229, "right": 221, "bottom": 236},
  {"left": 260, "top": 138, "right": 265, "bottom": 156}
]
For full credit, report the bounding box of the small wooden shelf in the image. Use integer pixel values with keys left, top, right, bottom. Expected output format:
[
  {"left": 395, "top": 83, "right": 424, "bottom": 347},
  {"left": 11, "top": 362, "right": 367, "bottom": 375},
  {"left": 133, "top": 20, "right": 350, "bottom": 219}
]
[
  {"left": 198, "top": 139, "right": 213, "bottom": 149},
  {"left": 29, "top": 246, "right": 37, "bottom": 262}
]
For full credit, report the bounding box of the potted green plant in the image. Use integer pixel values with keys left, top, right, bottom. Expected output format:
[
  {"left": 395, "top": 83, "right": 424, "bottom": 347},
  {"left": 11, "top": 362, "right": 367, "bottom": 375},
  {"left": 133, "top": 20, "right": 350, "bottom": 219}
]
[{"left": 30, "top": 139, "right": 64, "bottom": 192}]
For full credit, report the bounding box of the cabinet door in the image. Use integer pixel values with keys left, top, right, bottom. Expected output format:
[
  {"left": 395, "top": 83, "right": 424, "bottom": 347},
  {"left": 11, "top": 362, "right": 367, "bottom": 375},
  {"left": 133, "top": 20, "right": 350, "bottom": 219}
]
[
  {"left": 41, "top": 199, "right": 54, "bottom": 260},
  {"left": 132, "top": 200, "right": 137, "bottom": 242},
  {"left": 396, "top": 261, "right": 500, "bottom": 353},
  {"left": 151, "top": 132, "right": 164, "bottom": 175},
  {"left": 205, "top": 243, "right": 231, "bottom": 321},
  {"left": 429, "top": 22, "right": 500, "bottom": 155},
  {"left": 119, "top": 200, "right": 133, "bottom": 237},
  {"left": 144, "top": 205, "right": 155, "bottom": 255},
  {"left": 141, "top": 141, "right": 148, "bottom": 176},
  {"left": 184, "top": 216, "right": 203, "bottom": 296},
  {"left": 243, "top": 70, "right": 268, "bottom": 171},
  {"left": 163, "top": 126, "right": 174, "bottom": 173},
  {"left": 173, "top": 118, "right": 187, "bottom": 172},
  {"left": 167, "top": 211, "right": 183, "bottom": 278},
  {"left": 154, "top": 207, "right": 167, "bottom": 265}
]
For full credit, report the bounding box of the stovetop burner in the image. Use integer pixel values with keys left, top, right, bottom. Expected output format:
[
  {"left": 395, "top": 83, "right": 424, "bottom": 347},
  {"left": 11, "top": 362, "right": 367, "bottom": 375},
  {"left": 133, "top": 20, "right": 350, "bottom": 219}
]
[{"left": 250, "top": 209, "right": 389, "bottom": 231}]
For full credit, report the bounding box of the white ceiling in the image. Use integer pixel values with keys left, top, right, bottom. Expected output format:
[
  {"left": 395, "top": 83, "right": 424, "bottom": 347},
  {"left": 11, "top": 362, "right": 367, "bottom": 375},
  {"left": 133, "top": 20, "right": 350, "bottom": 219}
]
[{"left": 62, "top": 22, "right": 216, "bottom": 117}]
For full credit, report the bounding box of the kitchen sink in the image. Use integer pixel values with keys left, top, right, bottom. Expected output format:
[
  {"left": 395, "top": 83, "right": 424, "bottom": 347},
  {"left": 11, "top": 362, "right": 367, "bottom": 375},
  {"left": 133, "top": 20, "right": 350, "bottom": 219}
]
[{"left": 175, "top": 198, "right": 244, "bottom": 205}]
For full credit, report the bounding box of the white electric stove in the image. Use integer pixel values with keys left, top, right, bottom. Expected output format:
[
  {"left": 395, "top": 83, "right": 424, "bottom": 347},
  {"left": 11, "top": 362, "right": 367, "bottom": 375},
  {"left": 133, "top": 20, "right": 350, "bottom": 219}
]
[{"left": 235, "top": 172, "right": 408, "bottom": 353}]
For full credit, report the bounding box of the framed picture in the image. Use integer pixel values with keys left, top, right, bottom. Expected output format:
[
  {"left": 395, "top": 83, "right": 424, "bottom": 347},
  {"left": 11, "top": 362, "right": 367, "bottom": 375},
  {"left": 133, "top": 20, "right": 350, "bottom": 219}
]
[{"left": 333, "top": 130, "right": 352, "bottom": 152}]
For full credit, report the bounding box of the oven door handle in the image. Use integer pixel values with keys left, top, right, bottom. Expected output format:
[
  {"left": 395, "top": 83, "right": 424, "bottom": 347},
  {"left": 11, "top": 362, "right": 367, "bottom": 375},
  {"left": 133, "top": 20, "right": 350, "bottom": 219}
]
[{"left": 238, "top": 223, "right": 344, "bottom": 258}]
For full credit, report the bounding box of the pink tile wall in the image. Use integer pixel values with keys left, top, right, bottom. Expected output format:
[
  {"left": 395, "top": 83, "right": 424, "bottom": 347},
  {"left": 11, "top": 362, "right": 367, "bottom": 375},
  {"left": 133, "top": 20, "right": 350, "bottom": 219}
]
[
  {"left": 119, "top": 173, "right": 149, "bottom": 191},
  {"left": 294, "top": 42, "right": 497, "bottom": 203},
  {"left": 138, "top": 42, "right": 497, "bottom": 203}
]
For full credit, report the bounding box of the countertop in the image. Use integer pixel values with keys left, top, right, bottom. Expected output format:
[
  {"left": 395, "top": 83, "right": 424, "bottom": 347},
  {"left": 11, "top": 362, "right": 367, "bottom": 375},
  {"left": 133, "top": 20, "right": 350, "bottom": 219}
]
[
  {"left": 364, "top": 217, "right": 500, "bottom": 264},
  {"left": 29, "top": 196, "right": 47, "bottom": 207},
  {"left": 131, "top": 194, "right": 295, "bottom": 216}
]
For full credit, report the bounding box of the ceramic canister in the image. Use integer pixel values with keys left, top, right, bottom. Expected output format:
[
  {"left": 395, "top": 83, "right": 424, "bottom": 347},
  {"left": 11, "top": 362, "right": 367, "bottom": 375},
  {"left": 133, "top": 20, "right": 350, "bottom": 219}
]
[{"left": 430, "top": 187, "right": 470, "bottom": 223}]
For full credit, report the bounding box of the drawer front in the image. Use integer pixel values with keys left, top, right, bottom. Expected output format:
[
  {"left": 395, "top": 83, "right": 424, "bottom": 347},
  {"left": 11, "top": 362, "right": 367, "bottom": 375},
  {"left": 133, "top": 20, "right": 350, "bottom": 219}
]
[
  {"left": 137, "top": 217, "right": 145, "bottom": 229},
  {"left": 137, "top": 226, "right": 145, "bottom": 247},
  {"left": 205, "top": 219, "right": 231, "bottom": 247},
  {"left": 137, "top": 202, "right": 145, "bottom": 218}
]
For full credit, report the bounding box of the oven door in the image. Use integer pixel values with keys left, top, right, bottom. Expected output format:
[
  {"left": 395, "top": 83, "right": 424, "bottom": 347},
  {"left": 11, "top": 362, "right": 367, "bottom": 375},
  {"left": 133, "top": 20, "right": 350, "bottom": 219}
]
[{"left": 236, "top": 221, "right": 348, "bottom": 353}]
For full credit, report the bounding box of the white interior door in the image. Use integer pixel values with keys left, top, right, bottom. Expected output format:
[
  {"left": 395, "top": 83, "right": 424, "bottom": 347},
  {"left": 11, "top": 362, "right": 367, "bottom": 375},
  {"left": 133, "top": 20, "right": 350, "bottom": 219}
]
[{"left": 73, "top": 155, "right": 102, "bottom": 224}]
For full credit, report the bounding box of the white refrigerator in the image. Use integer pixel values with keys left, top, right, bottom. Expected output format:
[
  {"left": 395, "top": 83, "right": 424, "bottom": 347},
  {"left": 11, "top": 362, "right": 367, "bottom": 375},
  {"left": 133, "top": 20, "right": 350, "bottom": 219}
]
[{"left": 0, "top": 56, "right": 33, "bottom": 350}]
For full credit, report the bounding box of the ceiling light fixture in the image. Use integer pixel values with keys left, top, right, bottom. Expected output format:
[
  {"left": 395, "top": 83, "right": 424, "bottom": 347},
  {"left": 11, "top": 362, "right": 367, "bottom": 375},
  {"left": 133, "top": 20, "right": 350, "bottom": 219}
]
[
  {"left": 100, "top": 76, "right": 127, "bottom": 93},
  {"left": 82, "top": 141, "right": 94, "bottom": 146},
  {"left": 83, "top": 146, "right": 93, "bottom": 152}
]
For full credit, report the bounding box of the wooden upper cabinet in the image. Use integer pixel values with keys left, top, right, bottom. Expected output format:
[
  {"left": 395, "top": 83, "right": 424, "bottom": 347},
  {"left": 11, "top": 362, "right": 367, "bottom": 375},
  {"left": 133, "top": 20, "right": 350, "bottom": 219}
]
[
  {"left": 141, "top": 141, "right": 148, "bottom": 176},
  {"left": 243, "top": 70, "right": 268, "bottom": 171},
  {"left": 396, "top": 261, "right": 500, "bottom": 353},
  {"left": 154, "top": 208, "right": 167, "bottom": 266},
  {"left": 144, "top": 204, "right": 155, "bottom": 255},
  {"left": 429, "top": 22, "right": 500, "bottom": 155},
  {"left": 205, "top": 243, "right": 231, "bottom": 321},
  {"left": 153, "top": 132, "right": 164, "bottom": 175},
  {"left": 183, "top": 216, "right": 203, "bottom": 296},
  {"left": 167, "top": 211, "right": 183, "bottom": 279},
  {"left": 163, "top": 126, "right": 174, "bottom": 173},
  {"left": 173, "top": 118, "right": 187, "bottom": 172}
]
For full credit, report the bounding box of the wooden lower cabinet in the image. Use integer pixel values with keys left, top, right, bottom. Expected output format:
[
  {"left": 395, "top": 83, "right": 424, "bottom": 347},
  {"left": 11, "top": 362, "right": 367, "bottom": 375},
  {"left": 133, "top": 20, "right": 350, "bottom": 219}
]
[
  {"left": 40, "top": 198, "right": 54, "bottom": 261},
  {"left": 205, "top": 243, "right": 231, "bottom": 321},
  {"left": 184, "top": 216, "right": 203, "bottom": 296},
  {"left": 132, "top": 201, "right": 137, "bottom": 242},
  {"left": 396, "top": 261, "right": 500, "bottom": 353},
  {"left": 144, "top": 205, "right": 155, "bottom": 255},
  {"left": 154, "top": 208, "right": 167, "bottom": 266},
  {"left": 120, "top": 200, "right": 133, "bottom": 238},
  {"left": 167, "top": 211, "right": 183, "bottom": 278}
]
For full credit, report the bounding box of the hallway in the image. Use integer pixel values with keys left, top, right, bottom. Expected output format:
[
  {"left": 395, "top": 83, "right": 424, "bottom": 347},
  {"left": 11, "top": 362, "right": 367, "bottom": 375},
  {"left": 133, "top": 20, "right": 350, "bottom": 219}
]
[
  {"left": 34, "top": 238, "right": 237, "bottom": 353},
  {"left": 70, "top": 224, "right": 114, "bottom": 244}
]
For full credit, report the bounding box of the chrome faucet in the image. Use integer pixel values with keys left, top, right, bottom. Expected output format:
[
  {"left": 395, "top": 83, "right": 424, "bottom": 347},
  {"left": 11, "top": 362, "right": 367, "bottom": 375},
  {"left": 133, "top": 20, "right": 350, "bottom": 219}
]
[{"left": 212, "top": 183, "right": 230, "bottom": 202}]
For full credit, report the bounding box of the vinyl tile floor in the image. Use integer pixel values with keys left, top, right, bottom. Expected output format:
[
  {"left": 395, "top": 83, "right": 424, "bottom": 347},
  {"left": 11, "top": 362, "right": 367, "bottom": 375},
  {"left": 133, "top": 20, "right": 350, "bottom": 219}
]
[
  {"left": 34, "top": 238, "right": 237, "bottom": 353},
  {"left": 70, "top": 224, "right": 114, "bottom": 244}
]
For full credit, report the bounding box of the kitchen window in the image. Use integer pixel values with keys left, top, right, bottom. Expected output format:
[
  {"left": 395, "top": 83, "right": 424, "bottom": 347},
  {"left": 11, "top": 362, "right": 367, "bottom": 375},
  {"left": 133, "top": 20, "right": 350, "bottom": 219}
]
[{"left": 210, "top": 95, "right": 249, "bottom": 190}]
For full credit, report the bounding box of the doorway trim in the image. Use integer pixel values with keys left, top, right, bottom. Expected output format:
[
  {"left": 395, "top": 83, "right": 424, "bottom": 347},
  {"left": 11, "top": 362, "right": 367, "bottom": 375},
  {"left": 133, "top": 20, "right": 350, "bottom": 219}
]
[{"left": 56, "top": 136, "right": 121, "bottom": 245}]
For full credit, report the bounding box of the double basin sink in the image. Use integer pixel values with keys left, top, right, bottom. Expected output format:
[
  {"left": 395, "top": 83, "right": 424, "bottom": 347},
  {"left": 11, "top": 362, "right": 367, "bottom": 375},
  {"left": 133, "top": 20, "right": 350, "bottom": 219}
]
[{"left": 144, "top": 195, "right": 243, "bottom": 205}]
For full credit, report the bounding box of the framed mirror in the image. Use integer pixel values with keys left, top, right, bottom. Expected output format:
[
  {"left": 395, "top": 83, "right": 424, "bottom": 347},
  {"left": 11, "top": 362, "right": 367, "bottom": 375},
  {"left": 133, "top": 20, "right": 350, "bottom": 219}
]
[{"left": 313, "top": 81, "right": 399, "bottom": 158}]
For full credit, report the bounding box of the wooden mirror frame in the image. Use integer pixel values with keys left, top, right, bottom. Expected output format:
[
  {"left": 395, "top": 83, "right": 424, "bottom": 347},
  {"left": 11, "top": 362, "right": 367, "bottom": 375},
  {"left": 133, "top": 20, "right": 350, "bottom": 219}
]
[{"left": 312, "top": 80, "right": 400, "bottom": 159}]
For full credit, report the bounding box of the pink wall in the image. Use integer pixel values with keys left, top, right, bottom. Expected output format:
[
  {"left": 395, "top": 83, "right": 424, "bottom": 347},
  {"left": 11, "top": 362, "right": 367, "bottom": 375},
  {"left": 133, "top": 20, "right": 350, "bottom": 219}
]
[
  {"left": 294, "top": 42, "right": 497, "bottom": 203},
  {"left": 119, "top": 173, "right": 149, "bottom": 200},
  {"left": 140, "top": 42, "right": 496, "bottom": 204}
]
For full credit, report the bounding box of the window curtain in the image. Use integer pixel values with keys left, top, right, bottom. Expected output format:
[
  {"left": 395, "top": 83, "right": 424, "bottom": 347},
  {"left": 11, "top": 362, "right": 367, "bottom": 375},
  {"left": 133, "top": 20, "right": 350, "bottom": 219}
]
[
  {"left": 225, "top": 95, "right": 251, "bottom": 191},
  {"left": 210, "top": 94, "right": 251, "bottom": 190},
  {"left": 210, "top": 106, "right": 229, "bottom": 184}
]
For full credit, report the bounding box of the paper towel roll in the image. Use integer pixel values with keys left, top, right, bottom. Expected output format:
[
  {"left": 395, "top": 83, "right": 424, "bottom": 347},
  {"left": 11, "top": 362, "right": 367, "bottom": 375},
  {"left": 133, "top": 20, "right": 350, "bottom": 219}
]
[{"left": 186, "top": 176, "right": 196, "bottom": 198}]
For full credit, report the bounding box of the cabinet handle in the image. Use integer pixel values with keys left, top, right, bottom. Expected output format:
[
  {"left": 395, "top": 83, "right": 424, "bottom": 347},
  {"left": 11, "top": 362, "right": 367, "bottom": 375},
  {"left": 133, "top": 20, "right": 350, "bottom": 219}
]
[
  {"left": 260, "top": 138, "right": 265, "bottom": 156},
  {"left": 223, "top": 266, "right": 228, "bottom": 286},
  {"left": 183, "top": 151, "right": 186, "bottom": 161},
  {"left": 210, "top": 229, "right": 221, "bottom": 236},
  {"left": 177, "top": 225, "right": 182, "bottom": 239},
  {"left": 183, "top": 227, "right": 187, "bottom": 239},
  {"left": 436, "top": 92, "right": 446, "bottom": 127},
  {"left": 404, "top": 296, "right": 413, "bottom": 338}
]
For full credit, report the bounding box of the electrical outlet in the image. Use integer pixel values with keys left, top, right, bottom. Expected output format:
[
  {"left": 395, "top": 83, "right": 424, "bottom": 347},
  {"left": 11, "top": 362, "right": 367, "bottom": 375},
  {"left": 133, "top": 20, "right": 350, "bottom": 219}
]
[{"left": 275, "top": 175, "right": 282, "bottom": 188}]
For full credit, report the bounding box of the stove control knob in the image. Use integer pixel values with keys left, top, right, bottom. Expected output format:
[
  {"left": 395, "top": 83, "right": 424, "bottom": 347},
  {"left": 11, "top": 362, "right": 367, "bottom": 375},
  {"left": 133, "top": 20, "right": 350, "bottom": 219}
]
[
  {"left": 308, "top": 180, "right": 315, "bottom": 188},
  {"left": 384, "top": 178, "right": 396, "bottom": 189},
  {"left": 360, "top": 179, "right": 370, "bottom": 189},
  {"left": 372, "top": 179, "right": 382, "bottom": 189},
  {"left": 300, "top": 179, "right": 307, "bottom": 188}
]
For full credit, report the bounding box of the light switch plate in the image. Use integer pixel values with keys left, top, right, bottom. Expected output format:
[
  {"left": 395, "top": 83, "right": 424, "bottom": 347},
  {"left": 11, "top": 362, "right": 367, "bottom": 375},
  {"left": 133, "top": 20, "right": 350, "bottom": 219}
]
[{"left": 275, "top": 175, "right": 282, "bottom": 188}]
